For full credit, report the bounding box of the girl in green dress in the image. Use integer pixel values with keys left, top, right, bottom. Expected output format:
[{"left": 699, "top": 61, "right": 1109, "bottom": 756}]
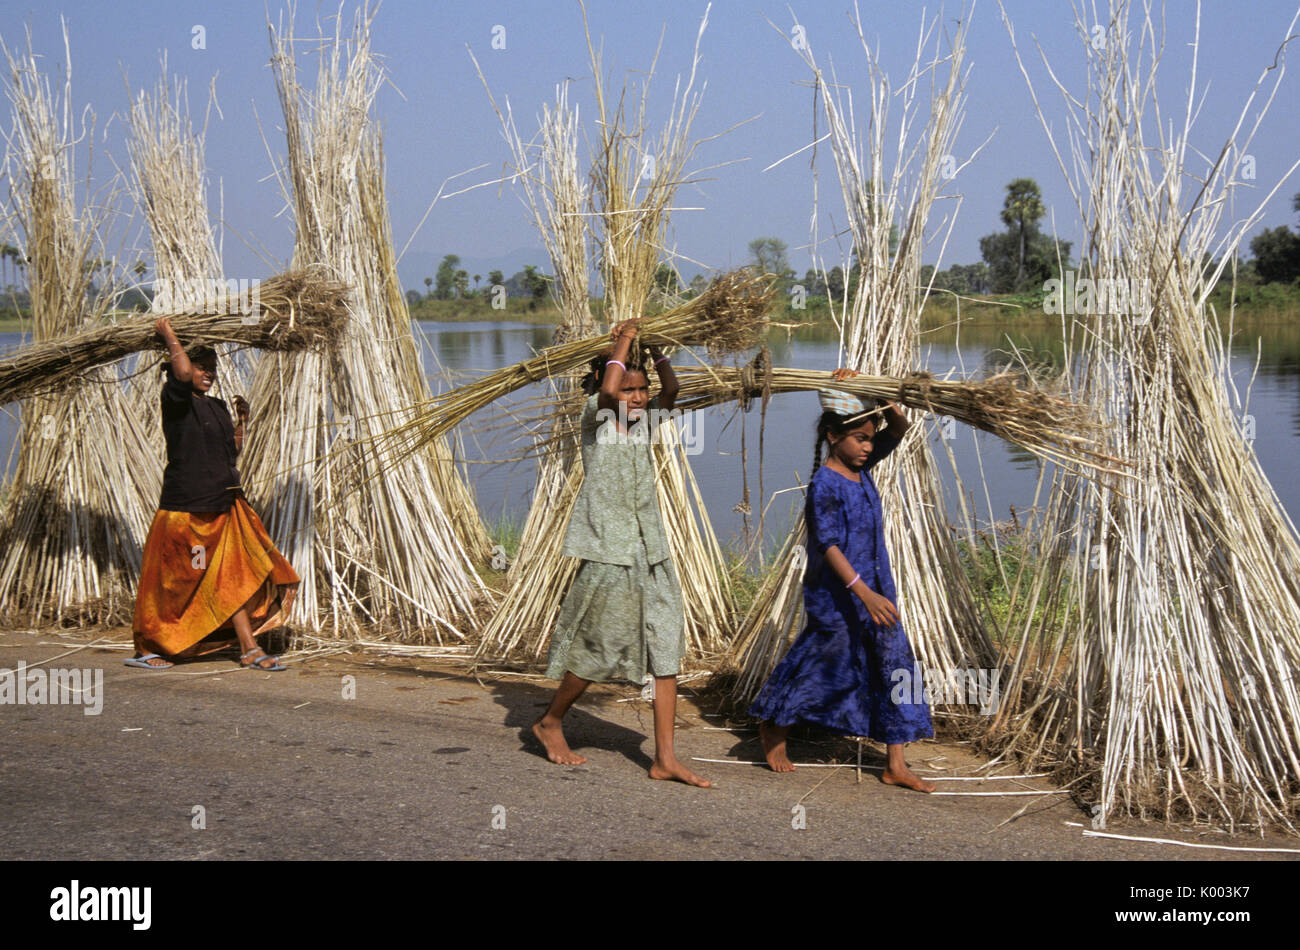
[{"left": 532, "top": 318, "right": 712, "bottom": 788}]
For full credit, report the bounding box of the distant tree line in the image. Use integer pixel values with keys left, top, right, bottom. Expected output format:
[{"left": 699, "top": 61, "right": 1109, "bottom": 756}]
[
  {"left": 748, "top": 178, "right": 1300, "bottom": 300},
  {"left": 13, "top": 174, "right": 1282, "bottom": 325},
  {"left": 739, "top": 178, "right": 1074, "bottom": 305},
  {"left": 414, "top": 255, "right": 552, "bottom": 310},
  {"left": 1248, "top": 194, "right": 1300, "bottom": 285}
]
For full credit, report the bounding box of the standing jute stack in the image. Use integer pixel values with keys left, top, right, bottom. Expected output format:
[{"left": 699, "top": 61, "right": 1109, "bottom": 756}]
[
  {"left": 356, "top": 122, "right": 493, "bottom": 567},
  {"left": 0, "top": 28, "right": 159, "bottom": 625},
  {"left": 124, "top": 62, "right": 252, "bottom": 461},
  {"left": 465, "top": 5, "right": 740, "bottom": 665},
  {"left": 586, "top": 6, "right": 738, "bottom": 664},
  {"left": 726, "top": 7, "right": 997, "bottom": 705},
  {"left": 981, "top": 0, "right": 1300, "bottom": 833},
  {"left": 467, "top": 77, "right": 593, "bottom": 661},
  {"left": 239, "top": 5, "right": 490, "bottom": 640}
]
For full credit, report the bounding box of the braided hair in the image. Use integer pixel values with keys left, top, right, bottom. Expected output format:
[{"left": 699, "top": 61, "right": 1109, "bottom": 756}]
[{"left": 810, "top": 411, "right": 843, "bottom": 477}]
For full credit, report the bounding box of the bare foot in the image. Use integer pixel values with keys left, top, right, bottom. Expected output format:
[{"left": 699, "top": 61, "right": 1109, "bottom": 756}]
[
  {"left": 759, "top": 721, "right": 796, "bottom": 772},
  {"left": 531, "top": 717, "right": 587, "bottom": 766},
  {"left": 649, "top": 757, "right": 712, "bottom": 787},
  {"left": 881, "top": 763, "right": 936, "bottom": 793}
]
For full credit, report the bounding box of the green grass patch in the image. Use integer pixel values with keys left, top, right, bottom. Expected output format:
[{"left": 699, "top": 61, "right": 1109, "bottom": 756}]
[
  {"left": 724, "top": 553, "right": 766, "bottom": 620},
  {"left": 1207, "top": 279, "right": 1300, "bottom": 321},
  {"left": 0, "top": 316, "right": 32, "bottom": 334},
  {"left": 487, "top": 509, "right": 526, "bottom": 561},
  {"left": 955, "top": 530, "right": 1072, "bottom": 645},
  {"left": 720, "top": 530, "right": 802, "bottom": 620},
  {"left": 410, "top": 297, "right": 563, "bottom": 325}
]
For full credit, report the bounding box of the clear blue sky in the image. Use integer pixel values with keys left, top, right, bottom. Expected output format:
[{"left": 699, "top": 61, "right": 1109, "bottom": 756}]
[{"left": 2, "top": 0, "right": 1297, "bottom": 289}]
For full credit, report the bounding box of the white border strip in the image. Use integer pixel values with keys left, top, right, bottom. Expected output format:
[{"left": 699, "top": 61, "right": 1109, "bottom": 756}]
[
  {"left": 1082, "top": 830, "right": 1300, "bottom": 853},
  {"left": 690, "top": 757, "right": 1046, "bottom": 780}
]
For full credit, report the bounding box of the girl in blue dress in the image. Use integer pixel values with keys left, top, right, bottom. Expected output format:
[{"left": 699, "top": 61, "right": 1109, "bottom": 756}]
[{"left": 749, "top": 368, "right": 935, "bottom": 792}]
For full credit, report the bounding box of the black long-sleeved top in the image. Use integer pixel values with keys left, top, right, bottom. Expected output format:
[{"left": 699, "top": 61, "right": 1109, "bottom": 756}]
[{"left": 157, "top": 370, "right": 241, "bottom": 513}]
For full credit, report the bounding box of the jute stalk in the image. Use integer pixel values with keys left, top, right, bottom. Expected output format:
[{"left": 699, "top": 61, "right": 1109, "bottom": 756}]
[
  {"left": 240, "top": 4, "right": 490, "bottom": 640},
  {"left": 982, "top": 0, "right": 1300, "bottom": 833},
  {"left": 0, "top": 268, "right": 350, "bottom": 405},
  {"left": 366, "top": 268, "right": 774, "bottom": 465},
  {"left": 0, "top": 25, "right": 158, "bottom": 624},
  {"left": 123, "top": 60, "right": 252, "bottom": 427}
]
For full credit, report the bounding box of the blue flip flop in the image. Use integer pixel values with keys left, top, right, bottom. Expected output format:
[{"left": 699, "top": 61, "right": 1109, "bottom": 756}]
[
  {"left": 240, "top": 648, "right": 287, "bottom": 671},
  {"left": 124, "top": 653, "right": 173, "bottom": 670}
]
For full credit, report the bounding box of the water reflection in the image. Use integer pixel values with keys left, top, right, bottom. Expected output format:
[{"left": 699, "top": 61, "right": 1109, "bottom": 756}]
[
  {"left": 414, "top": 321, "right": 554, "bottom": 379},
  {"left": 0, "top": 401, "right": 20, "bottom": 483}
]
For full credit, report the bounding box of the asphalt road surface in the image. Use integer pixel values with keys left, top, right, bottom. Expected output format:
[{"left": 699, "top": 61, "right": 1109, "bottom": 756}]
[{"left": 2, "top": 628, "right": 1296, "bottom": 861}]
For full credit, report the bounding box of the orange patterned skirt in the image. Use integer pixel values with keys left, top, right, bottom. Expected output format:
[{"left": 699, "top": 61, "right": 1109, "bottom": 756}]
[{"left": 132, "top": 496, "right": 300, "bottom": 658}]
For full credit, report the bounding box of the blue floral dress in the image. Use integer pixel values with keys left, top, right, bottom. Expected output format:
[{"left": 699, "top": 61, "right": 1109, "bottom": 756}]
[{"left": 749, "top": 433, "right": 933, "bottom": 744}]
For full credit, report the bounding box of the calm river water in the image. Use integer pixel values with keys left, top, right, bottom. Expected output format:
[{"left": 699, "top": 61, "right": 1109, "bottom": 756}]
[{"left": 3, "top": 319, "right": 1298, "bottom": 552}]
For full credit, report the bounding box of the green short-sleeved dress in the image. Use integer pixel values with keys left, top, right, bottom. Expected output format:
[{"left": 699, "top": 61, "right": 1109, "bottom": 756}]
[{"left": 545, "top": 393, "right": 686, "bottom": 684}]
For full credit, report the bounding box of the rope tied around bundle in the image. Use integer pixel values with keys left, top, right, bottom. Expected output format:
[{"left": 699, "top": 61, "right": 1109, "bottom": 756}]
[
  {"left": 736, "top": 344, "right": 774, "bottom": 413},
  {"left": 731, "top": 343, "right": 774, "bottom": 543},
  {"left": 896, "top": 370, "right": 938, "bottom": 413}
]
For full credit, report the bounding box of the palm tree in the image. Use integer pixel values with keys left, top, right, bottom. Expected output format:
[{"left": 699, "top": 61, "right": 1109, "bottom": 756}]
[{"left": 1000, "top": 178, "right": 1046, "bottom": 290}]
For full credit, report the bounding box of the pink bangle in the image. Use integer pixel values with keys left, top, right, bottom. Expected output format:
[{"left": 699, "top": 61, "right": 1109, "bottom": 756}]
[
  {"left": 654, "top": 355, "right": 670, "bottom": 366},
  {"left": 846, "top": 573, "right": 861, "bottom": 589},
  {"left": 606, "top": 359, "right": 626, "bottom": 372}
]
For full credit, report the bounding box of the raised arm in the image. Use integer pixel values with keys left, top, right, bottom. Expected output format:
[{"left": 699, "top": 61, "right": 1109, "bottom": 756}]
[
  {"left": 648, "top": 344, "right": 678, "bottom": 412},
  {"left": 830, "top": 367, "right": 910, "bottom": 437},
  {"left": 155, "top": 317, "right": 192, "bottom": 382},
  {"left": 880, "top": 400, "right": 910, "bottom": 436},
  {"left": 598, "top": 319, "right": 639, "bottom": 412}
]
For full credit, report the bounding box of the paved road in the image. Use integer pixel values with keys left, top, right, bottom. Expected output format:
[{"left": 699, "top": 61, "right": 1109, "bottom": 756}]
[{"left": 2, "top": 629, "right": 1296, "bottom": 861}]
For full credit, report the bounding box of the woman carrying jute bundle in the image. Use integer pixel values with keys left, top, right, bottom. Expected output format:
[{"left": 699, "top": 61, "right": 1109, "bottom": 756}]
[
  {"left": 125, "top": 317, "right": 299, "bottom": 671},
  {"left": 531, "top": 317, "right": 711, "bottom": 788}
]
